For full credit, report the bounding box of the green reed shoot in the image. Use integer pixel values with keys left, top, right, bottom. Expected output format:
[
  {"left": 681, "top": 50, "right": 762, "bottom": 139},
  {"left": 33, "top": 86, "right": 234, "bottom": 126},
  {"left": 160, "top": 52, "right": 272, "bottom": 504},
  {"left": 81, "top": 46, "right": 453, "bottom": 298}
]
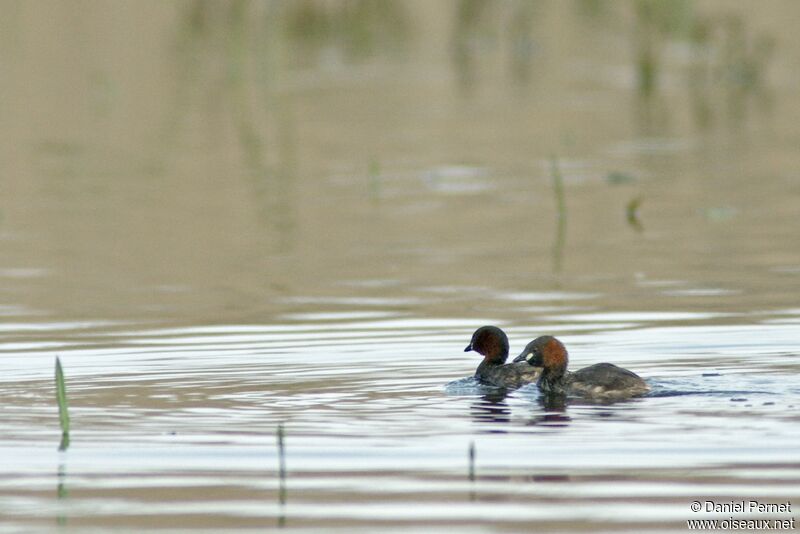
[
  {"left": 626, "top": 196, "right": 644, "bottom": 231},
  {"left": 550, "top": 157, "right": 567, "bottom": 272},
  {"left": 55, "top": 357, "right": 70, "bottom": 451},
  {"left": 368, "top": 159, "right": 381, "bottom": 197}
]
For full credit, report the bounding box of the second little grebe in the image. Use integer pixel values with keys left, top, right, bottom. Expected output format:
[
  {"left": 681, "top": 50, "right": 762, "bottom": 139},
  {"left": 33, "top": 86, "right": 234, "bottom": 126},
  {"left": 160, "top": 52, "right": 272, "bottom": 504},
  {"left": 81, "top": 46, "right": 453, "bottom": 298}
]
[
  {"left": 513, "top": 336, "right": 649, "bottom": 400},
  {"left": 464, "top": 326, "right": 541, "bottom": 389}
]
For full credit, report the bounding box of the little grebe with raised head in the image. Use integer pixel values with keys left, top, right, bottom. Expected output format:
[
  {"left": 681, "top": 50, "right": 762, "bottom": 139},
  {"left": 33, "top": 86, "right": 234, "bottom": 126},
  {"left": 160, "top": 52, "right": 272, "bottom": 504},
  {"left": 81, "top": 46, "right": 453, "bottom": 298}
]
[{"left": 464, "top": 326, "right": 541, "bottom": 389}]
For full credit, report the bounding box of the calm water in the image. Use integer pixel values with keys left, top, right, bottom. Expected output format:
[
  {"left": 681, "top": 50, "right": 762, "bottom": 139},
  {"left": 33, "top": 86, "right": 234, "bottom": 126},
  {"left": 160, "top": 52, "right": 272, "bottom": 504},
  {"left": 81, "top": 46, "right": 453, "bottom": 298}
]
[{"left": 1, "top": 1, "right": 800, "bottom": 532}]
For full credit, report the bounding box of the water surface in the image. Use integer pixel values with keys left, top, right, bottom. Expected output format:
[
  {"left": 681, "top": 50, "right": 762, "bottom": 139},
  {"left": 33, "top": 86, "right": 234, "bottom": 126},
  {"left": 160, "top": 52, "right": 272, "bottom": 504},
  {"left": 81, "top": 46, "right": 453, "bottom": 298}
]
[{"left": 1, "top": 1, "right": 799, "bottom": 532}]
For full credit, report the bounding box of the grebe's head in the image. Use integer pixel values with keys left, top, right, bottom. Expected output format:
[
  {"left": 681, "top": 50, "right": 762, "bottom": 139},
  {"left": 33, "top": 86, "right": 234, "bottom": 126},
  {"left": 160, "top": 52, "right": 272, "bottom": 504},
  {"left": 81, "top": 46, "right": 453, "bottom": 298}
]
[
  {"left": 464, "top": 326, "right": 509, "bottom": 364},
  {"left": 513, "top": 336, "right": 568, "bottom": 377}
]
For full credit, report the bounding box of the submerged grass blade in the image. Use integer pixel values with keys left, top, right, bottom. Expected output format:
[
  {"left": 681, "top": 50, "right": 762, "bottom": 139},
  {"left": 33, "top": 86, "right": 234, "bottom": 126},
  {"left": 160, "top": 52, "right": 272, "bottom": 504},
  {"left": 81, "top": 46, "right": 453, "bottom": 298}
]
[{"left": 55, "top": 357, "right": 70, "bottom": 450}]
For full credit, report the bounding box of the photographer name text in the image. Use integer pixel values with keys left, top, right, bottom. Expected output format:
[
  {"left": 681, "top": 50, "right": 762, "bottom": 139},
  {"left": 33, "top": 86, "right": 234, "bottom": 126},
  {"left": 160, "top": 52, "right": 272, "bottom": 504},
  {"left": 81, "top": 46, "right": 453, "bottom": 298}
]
[{"left": 692, "top": 500, "right": 792, "bottom": 514}]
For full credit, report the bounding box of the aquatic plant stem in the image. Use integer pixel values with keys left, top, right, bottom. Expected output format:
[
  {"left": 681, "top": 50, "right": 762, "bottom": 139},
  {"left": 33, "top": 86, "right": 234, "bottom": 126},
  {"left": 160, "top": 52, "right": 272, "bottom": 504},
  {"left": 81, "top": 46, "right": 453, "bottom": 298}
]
[
  {"left": 550, "top": 157, "right": 567, "bottom": 272},
  {"left": 277, "top": 423, "right": 286, "bottom": 527},
  {"left": 55, "top": 357, "right": 70, "bottom": 451},
  {"left": 469, "top": 441, "right": 476, "bottom": 501},
  {"left": 278, "top": 423, "right": 286, "bottom": 504},
  {"left": 468, "top": 441, "right": 475, "bottom": 482},
  {"left": 626, "top": 196, "right": 644, "bottom": 231}
]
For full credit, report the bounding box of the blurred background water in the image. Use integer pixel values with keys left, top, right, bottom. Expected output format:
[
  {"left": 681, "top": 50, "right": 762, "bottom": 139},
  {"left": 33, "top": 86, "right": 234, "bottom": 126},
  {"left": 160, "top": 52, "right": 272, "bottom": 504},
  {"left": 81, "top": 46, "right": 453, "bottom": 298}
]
[{"left": 1, "top": 1, "right": 799, "bottom": 532}]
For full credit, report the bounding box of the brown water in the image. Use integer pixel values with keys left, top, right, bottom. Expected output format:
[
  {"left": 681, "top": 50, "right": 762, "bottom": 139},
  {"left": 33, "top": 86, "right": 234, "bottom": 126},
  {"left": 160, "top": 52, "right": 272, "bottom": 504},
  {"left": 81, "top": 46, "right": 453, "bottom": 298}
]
[{"left": 1, "top": 1, "right": 800, "bottom": 532}]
